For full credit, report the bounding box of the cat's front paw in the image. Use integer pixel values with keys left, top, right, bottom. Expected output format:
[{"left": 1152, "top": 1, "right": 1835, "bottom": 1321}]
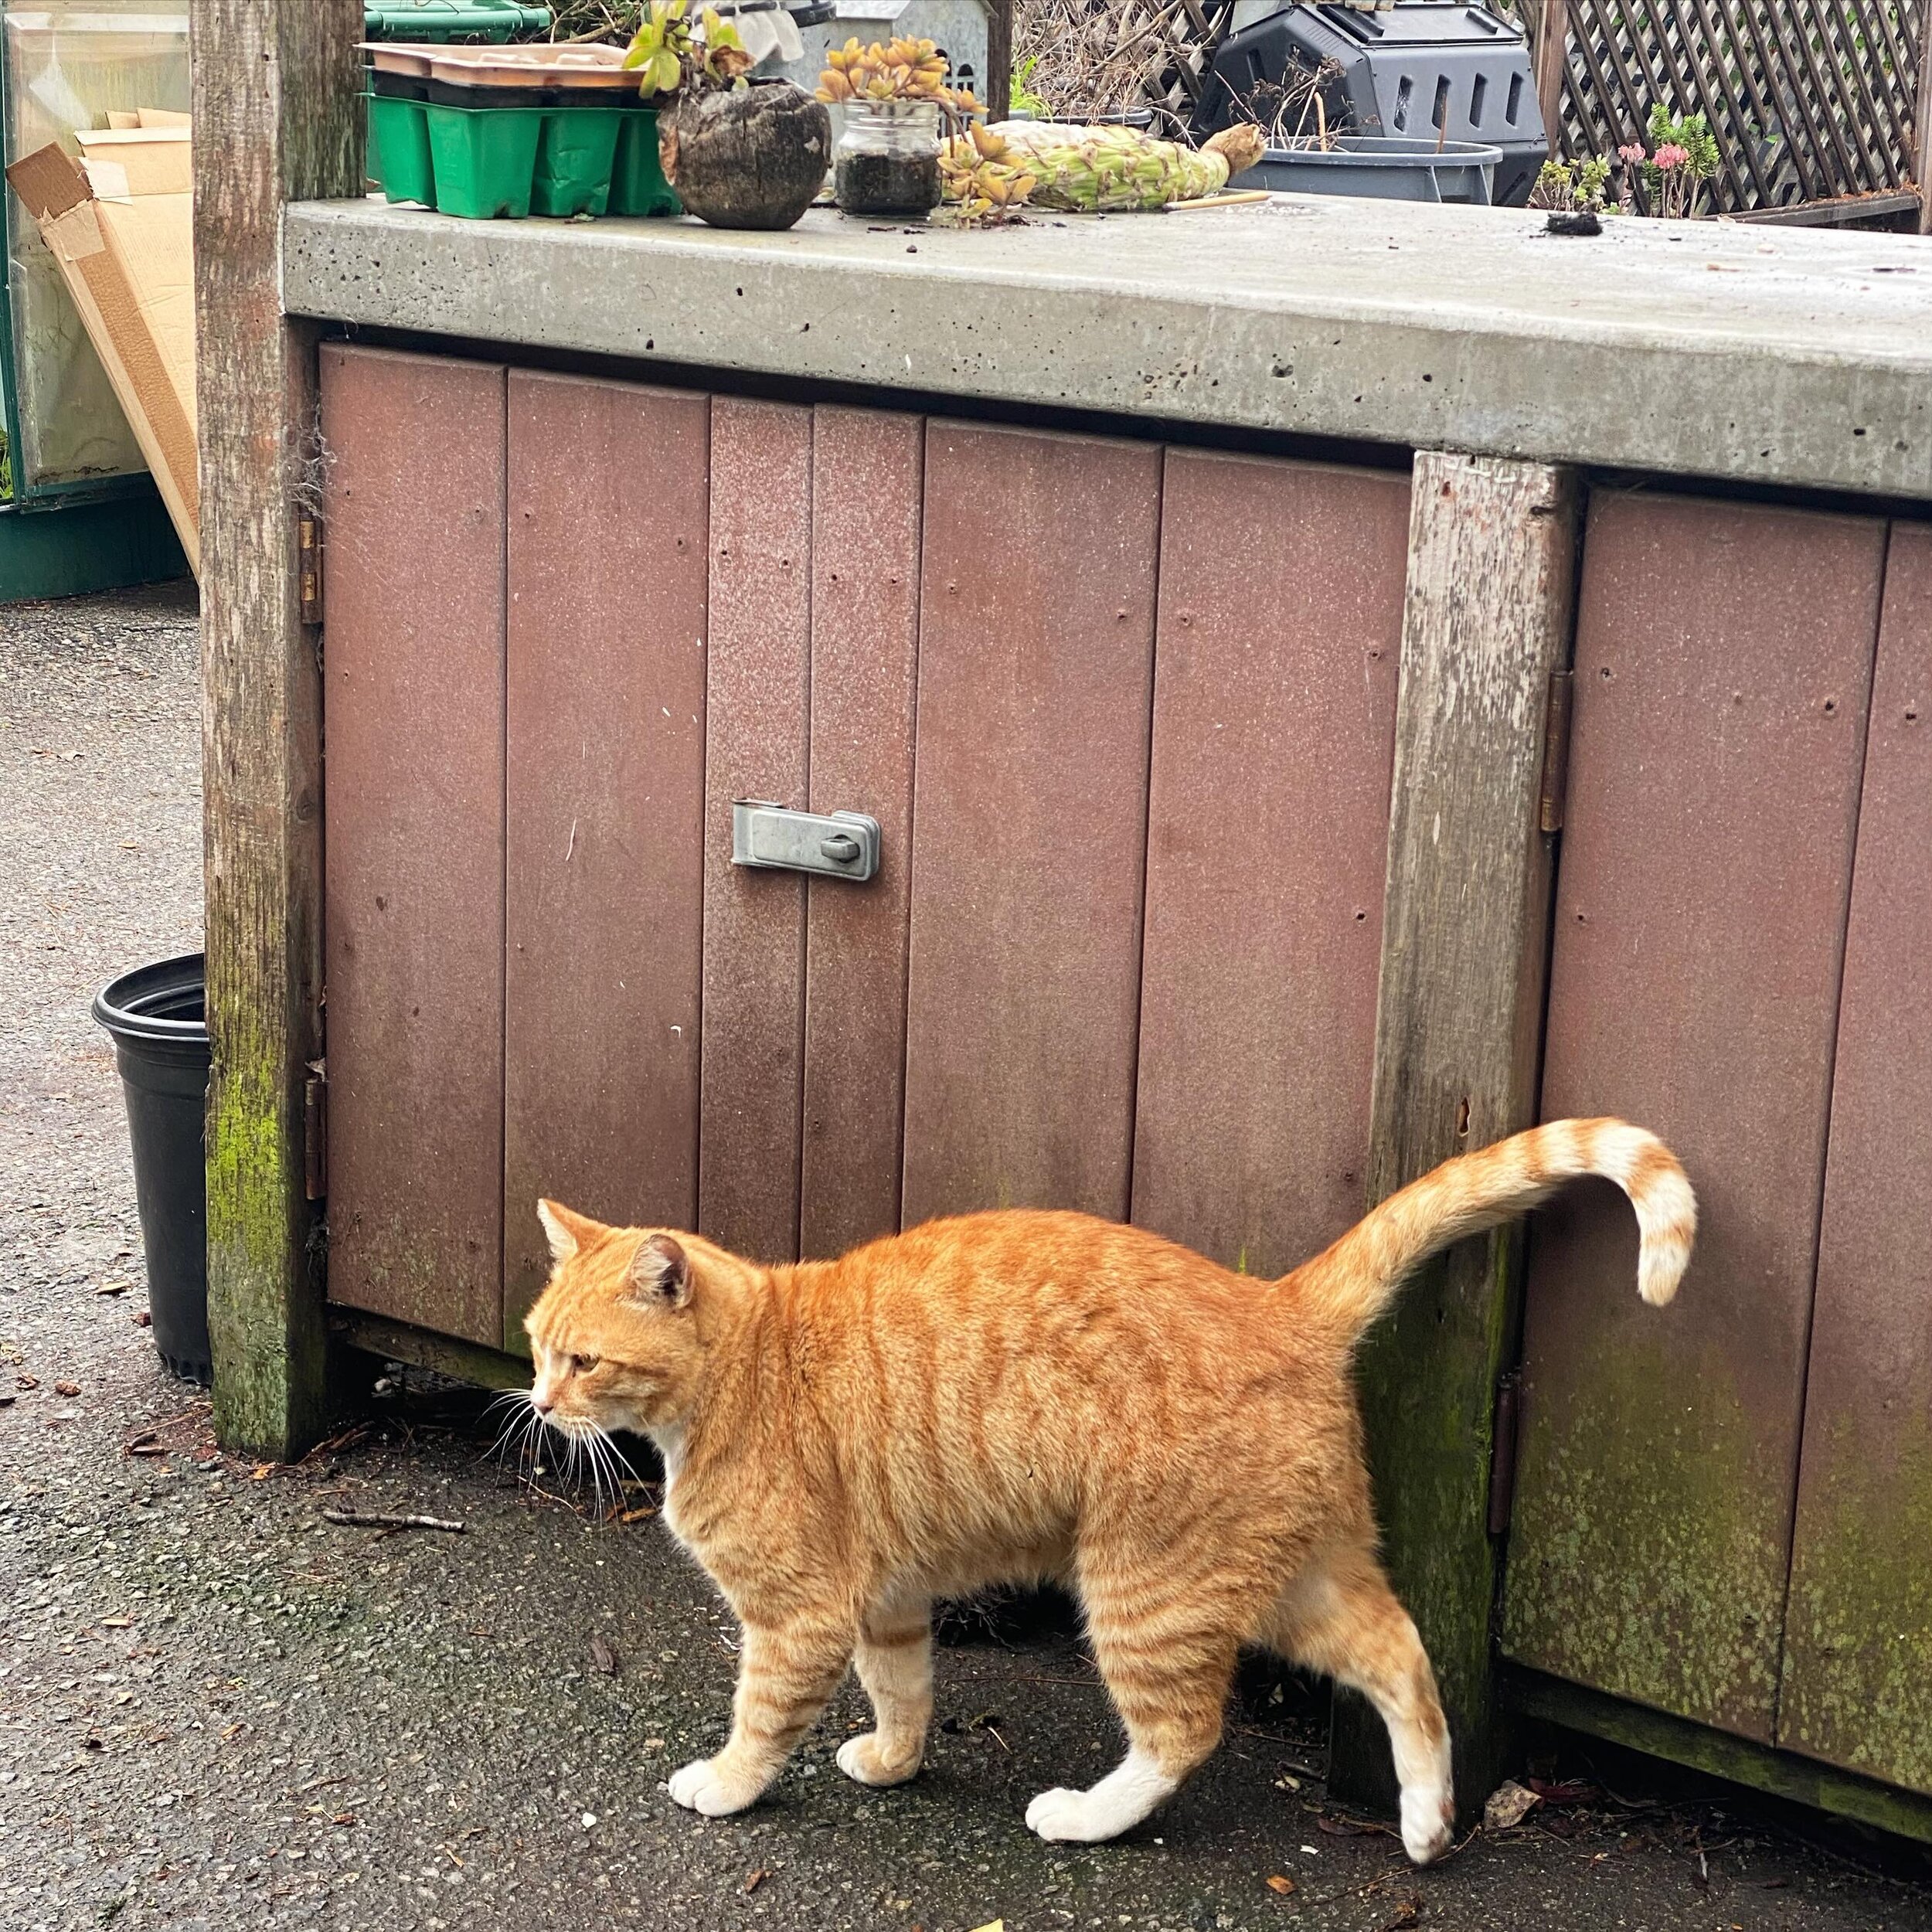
[
  {"left": 836, "top": 1733, "right": 922, "bottom": 1787},
  {"left": 667, "top": 1757, "right": 755, "bottom": 1817}
]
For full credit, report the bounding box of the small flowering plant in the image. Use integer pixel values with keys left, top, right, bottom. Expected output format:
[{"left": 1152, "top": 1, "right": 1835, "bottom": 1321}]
[{"left": 1617, "top": 104, "right": 1719, "bottom": 217}]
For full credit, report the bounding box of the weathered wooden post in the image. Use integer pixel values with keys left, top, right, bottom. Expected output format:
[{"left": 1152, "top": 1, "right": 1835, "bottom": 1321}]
[
  {"left": 1917, "top": 0, "right": 1932, "bottom": 233},
  {"left": 193, "top": 0, "right": 365, "bottom": 1458},
  {"left": 1327, "top": 452, "right": 1580, "bottom": 1825},
  {"left": 985, "top": 0, "right": 1014, "bottom": 121},
  {"left": 1532, "top": 0, "right": 1568, "bottom": 160}
]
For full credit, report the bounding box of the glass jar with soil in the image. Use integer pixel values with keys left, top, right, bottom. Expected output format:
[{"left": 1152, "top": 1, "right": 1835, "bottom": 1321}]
[{"left": 834, "top": 100, "right": 942, "bottom": 217}]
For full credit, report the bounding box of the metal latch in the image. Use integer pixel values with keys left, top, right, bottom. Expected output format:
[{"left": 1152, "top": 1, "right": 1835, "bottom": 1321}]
[{"left": 731, "top": 801, "right": 881, "bottom": 882}]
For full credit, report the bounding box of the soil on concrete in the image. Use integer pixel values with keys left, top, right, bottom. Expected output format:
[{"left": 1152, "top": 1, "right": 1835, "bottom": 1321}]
[{"left": 4, "top": 585, "right": 1930, "bottom": 1931}]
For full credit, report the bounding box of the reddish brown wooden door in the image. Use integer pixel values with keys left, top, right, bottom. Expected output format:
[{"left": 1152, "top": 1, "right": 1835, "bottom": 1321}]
[
  {"left": 1776, "top": 524, "right": 1932, "bottom": 1796},
  {"left": 1133, "top": 451, "right": 1404, "bottom": 1277},
  {"left": 1502, "top": 491, "right": 1887, "bottom": 1743},
  {"left": 319, "top": 345, "right": 509, "bottom": 1349},
  {"left": 502, "top": 372, "right": 709, "bottom": 1338},
  {"left": 321, "top": 347, "right": 1400, "bottom": 1356}
]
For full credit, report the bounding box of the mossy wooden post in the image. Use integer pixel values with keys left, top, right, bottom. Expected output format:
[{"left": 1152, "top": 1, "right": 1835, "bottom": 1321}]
[
  {"left": 1328, "top": 451, "right": 1579, "bottom": 1827},
  {"left": 985, "top": 0, "right": 1013, "bottom": 120},
  {"left": 193, "top": 0, "right": 365, "bottom": 1458}
]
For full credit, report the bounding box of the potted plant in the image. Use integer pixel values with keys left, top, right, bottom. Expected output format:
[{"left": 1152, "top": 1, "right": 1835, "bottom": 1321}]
[
  {"left": 815, "top": 36, "right": 979, "bottom": 219},
  {"left": 625, "top": 0, "right": 832, "bottom": 228}
]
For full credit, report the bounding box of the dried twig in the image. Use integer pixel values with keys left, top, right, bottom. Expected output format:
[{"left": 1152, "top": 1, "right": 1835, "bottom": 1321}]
[{"left": 320, "top": 1506, "right": 465, "bottom": 1534}]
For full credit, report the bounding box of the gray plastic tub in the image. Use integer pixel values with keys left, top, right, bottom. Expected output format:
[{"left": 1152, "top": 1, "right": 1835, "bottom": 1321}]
[{"left": 1233, "top": 134, "right": 1502, "bottom": 204}]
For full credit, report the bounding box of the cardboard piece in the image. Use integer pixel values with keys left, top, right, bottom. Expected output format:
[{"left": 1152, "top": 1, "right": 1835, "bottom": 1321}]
[{"left": 6, "top": 128, "right": 198, "bottom": 574}]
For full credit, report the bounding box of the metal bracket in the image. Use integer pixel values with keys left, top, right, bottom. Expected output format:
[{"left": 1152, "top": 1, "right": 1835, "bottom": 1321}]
[
  {"left": 730, "top": 801, "right": 881, "bottom": 882},
  {"left": 1539, "top": 668, "right": 1574, "bottom": 834},
  {"left": 298, "top": 514, "right": 325, "bottom": 628},
  {"left": 1487, "top": 1370, "right": 1522, "bottom": 1537},
  {"left": 304, "top": 1060, "right": 328, "bottom": 1202}
]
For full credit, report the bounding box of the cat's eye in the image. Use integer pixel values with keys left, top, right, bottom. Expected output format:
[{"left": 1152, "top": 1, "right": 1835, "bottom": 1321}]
[{"left": 569, "top": 1352, "right": 600, "bottom": 1375}]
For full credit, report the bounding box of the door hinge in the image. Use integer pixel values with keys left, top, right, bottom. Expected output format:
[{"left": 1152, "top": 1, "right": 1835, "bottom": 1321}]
[
  {"left": 1538, "top": 668, "right": 1573, "bottom": 834},
  {"left": 298, "top": 514, "right": 325, "bottom": 628},
  {"left": 304, "top": 1060, "right": 328, "bottom": 1201},
  {"left": 1487, "top": 1371, "right": 1522, "bottom": 1537}
]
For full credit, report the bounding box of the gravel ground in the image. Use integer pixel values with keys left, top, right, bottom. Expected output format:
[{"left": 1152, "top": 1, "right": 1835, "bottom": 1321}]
[{"left": 4, "top": 584, "right": 1931, "bottom": 1932}]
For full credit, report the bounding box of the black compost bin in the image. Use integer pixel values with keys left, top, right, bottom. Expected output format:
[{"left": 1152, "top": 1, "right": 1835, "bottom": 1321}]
[
  {"left": 94, "top": 954, "right": 212, "bottom": 1385},
  {"left": 1195, "top": 1, "right": 1547, "bottom": 207}
]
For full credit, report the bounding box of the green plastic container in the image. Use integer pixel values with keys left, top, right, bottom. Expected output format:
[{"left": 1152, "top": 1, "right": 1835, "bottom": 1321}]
[
  {"left": 609, "top": 106, "right": 682, "bottom": 219},
  {"left": 368, "top": 92, "right": 437, "bottom": 206},
  {"left": 363, "top": 2, "right": 551, "bottom": 42},
  {"left": 532, "top": 104, "right": 624, "bottom": 216},
  {"left": 424, "top": 101, "right": 545, "bottom": 217}
]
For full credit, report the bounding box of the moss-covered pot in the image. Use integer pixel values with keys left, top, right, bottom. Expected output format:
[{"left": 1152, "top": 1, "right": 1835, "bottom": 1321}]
[{"left": 662, "top": 79, "right": 830, "bottom": 230}]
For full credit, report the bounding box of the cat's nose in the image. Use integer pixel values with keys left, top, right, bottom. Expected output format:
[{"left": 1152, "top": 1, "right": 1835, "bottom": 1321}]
[{"left": 532, "top": 1392, "right": 554, "bottom": 1416}]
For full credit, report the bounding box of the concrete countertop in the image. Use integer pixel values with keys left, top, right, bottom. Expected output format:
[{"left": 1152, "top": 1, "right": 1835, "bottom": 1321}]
[{"left": 284, "top": 193, "right": 1931, "bottom": 498}]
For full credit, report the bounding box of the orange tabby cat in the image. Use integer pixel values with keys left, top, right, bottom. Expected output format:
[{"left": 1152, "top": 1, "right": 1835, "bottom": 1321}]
[{"left": 524, "top": 1117, "right": 1693, "bottom": 1862}]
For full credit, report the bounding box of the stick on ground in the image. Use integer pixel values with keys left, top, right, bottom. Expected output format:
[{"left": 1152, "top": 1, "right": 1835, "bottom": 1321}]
[{"left": 320, "top": 1506, "right": 466, "bottom": 1533}]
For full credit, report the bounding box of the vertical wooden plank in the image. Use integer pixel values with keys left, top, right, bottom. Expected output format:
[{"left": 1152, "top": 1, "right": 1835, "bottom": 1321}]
[
  {"left": 1778, "top": 524, "right": 1932, "bottom": 1797},
  {"left": 1917, "top": 0, "right": 1932, "bottom": 233},
  {"left": 502, "top": 374, "right": 709, "bottom": 1342},
  {"left": 1328, "top": 452, "right": 1579, "bottom": 1828},
  {"left": 1502, "top": 492, "right": 1885, "bottom": 1743},
  {"left": 900, "top": 423, "right": 1159, "bottom": 1227},
  {"left": 799, "top": 409, "right": 923, "bottom": 1260},
  {"left": 1133, "top": 452, "right": 1404, "bottom": 1277},
  {"left": 1535, "top": 0, "right": 1571, "bottom": 155},
  {"left": 193, "top": 0, "right": 364, "bottom": 1455},
  {"left": 320, "top": 346, "right": 507, "bottom": 1348},
  {"left": 699, "top": 400, "right": 812, "bottom": 1261}
]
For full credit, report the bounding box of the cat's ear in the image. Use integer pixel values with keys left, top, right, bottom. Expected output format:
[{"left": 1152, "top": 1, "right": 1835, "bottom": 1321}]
[
  {"left": 625, "top": 1233, "right": 692, "bottom": 1311},
  {"left": 537, "top": 1199, "right": 601, "bottom": 1266}
]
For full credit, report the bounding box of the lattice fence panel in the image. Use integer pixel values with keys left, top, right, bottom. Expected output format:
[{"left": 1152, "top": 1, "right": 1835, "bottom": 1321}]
[{"left": 1509, "top": 0, "right": 1923, "bottom": 210}]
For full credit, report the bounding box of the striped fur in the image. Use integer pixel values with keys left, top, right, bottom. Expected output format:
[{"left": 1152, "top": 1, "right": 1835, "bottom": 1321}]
[{"left": 524, "top": 1118, "right": 1693, "bottom": 1861}]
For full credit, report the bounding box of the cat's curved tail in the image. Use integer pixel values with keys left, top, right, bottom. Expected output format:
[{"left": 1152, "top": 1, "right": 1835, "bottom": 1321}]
[{"left": 1290, "top": 1117, "right": 1695, "bottom": 1344}]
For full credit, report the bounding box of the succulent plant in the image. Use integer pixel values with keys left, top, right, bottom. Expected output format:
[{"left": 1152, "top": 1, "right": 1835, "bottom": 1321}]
[
  {"left": 816, "top": 36, "right": 979, "bottom": 122},
  {"left": 623, "top": 0, "right": 750, "bottom": 100}
]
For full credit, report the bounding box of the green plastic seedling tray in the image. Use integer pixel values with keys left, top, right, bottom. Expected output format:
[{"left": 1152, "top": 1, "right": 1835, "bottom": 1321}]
[
  {"left": 368, "top": 92, "right": 437, "bottom": 206},
  {"left": 365, "top": 88, "right": 681, "bottom": 220},
  {"left": 423, "top": 100, "right": 545, "bottom": 217},
  {"left": 610, "top": 105, "right": 681, "bottom": 218},
  {"left": 532, "top": 104, "right": 623, "bottom": 216}
]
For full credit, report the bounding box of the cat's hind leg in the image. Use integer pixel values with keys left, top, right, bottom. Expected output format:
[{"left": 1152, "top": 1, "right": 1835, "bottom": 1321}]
[
  {"left": 1259, "top": 1545, "right": 1454, "bottom": 1865},
  {"left": 668, "top": 1617, "right": 852, "bottom": 1817},
  {"left": 838, "top": 1597, "right": 934, "bottom": 1788},
  {"left": 1024, "top": 1566, "right": 1239, "bottom": 1843}
]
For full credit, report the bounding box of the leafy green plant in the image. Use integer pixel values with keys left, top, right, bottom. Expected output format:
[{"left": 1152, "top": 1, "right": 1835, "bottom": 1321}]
[
  {"left": 1010, "top": 53, "right": 1050, "bottom": 117},
  {"left": 622, "top": 0, "right": 750, "bottom": 99}
]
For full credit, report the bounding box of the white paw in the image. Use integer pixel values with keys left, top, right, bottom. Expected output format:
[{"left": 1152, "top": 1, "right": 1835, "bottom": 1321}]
[
  {"left": 1026, "top": 1786, "right": 1114, "bottom": 1843},
  {"left": 836, "top": 1733, "right": 920, "bottom": 1787},
  {"left": 1400, "top": 1781, "right": 1454, "bottom": 1864},
  {"left": 667, "top": 1757, "right": 752, "bottom": 1817}
]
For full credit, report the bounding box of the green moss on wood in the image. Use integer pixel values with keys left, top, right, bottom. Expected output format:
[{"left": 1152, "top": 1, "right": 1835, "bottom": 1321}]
[
  {"left": 1333, "top": 1226, "right": 1522, "bottom": 1821},
  {"left": 205, "top": 1002, "right": 327, "bottom": 1461},
  {"left": 1508, "top": 1666, "right": 1932, "bottom": 1845},
  {"left": 1502, "top": 1329, "right": 1785, "bottom": 1738},
  {"left": 1779, "top": 1408, "right": 1932, "bottom": 1795}
]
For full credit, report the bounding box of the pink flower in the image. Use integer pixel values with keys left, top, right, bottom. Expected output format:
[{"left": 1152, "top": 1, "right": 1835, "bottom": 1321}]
[
  {"left": 1617, "top": 142, "right": 1645, "bottom": 163},
  {"left": 1654, "top": 142, "right": 1688, "bottom": 169}
]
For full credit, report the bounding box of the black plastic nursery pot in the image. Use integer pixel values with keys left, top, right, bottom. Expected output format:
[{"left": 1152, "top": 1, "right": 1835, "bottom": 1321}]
[
  {"left": 93, "top": 954, "right": 212, "bottom": 1385},
  {"left": 1232, "top": 133, "right": 1502, "bottom": 204}
]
